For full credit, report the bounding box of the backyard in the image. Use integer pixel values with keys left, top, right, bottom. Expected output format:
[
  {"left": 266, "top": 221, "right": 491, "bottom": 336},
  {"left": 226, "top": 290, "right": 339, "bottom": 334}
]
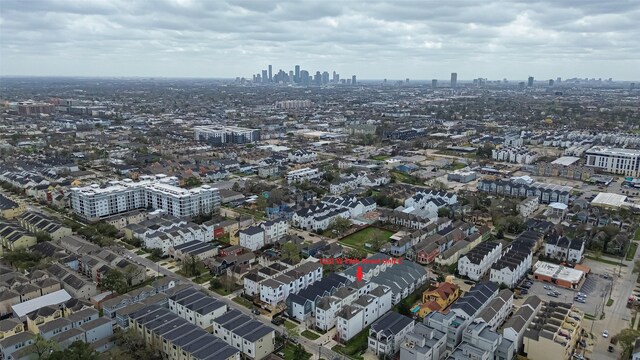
[{"left": 339, "top": 227, "right": 395, "bottom": 252}]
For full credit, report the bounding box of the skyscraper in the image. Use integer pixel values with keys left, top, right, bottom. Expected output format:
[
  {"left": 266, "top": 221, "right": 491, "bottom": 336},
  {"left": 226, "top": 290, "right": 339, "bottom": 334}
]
[
  {"left": 261, "top": 70, "right": 268, "bottom": 83},
  {"left": 450, "top": 72, "right": 457, "bottom": 88},
  {"left": 322, "top": 71, "right": 330, "bottom": 84},
  {"left": 314, "top": 71, "right": 322, "bottom": 86},
  {"left": 294, "top": 65, "right": 300, "bottom": 83},
  {"left": 351, "top": 75, "right": 357, "bottom": 85},
  {"left": 268, "top": 65, "right": 272, "bottom": 82},
  {"left": 548, "top": 79, "right": 554, "bottom": 86},
  {"left": 300, "top": 70, "right": 310, "bottom": 85},
  {"left": 527, "top": 76, "right": 534, "bottom": 87},
  {"left": 289, "top": 70, "right": 294, "bottom": 83},
  {"left": 432, "top": 79, "right": 438, "bottom": 88}
]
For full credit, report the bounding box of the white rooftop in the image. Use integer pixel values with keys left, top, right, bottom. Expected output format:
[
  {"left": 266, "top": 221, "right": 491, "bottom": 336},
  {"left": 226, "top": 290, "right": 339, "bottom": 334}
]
[
  {"left": 591, "top": 192, "right": 627, "bottom": 208},
  {"left": 533, "top": 261, "right": 584, "bottom": 284},
  {"left": 12, "top": 289, "right": 71, "bottom": 318},
  {"left": 549, "top": 202, "right": 568, "bottom": 210},
  {"left": 551, "top": 156, "right": 581, "bottom": 166}
]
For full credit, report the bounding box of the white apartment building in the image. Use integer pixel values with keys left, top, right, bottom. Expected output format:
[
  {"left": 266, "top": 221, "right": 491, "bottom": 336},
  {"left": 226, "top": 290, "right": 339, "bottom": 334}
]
[
  {"left": 239, "top": 219, "right": 289, "bottom": 251},
  {"left": 292, "top": 203, "right": 350, "bottom": 231},
  {"left": 585, "top": 146, "right": 640, "bottom": 177},
  {"left": 368, "top": 312, "right": 416, "bottom": 356},
  {"left": 69, "top": 175, "right": 220, "bottom": 221},
  {"left": 285, "top": 167, "right": 322, "bottom": 184},
  {"left": 492, "top": 147, "right": 538, "bottom": 164},
  {"left": 274, "top": 100, "right": 313, "bottom": 109},
  {"left": 258, "top": 261, "right": 323, "bottom": 309},
  {"left": 193, "top": 125, "right": 260, "bottom": 145},
  {"left": 518, "top": 197, "right": 539, "bottom": 218},
  {"left": 337, "top": 305, "right": 364, "bottom": 342},
  {"left": 474, "top": 289, "right": 514, "bottom": 331},
  {"left": 458, "top": 242, "right": 503, "bottom": 281},
  {"left": 288, "top": 149, "right": 317, "bottom": 163},
  {"left": 489, "top": 247, "right": 533, "bottom": 288},
  {"left": 143, "top": 222, "right": 213, "bottom": 255}
]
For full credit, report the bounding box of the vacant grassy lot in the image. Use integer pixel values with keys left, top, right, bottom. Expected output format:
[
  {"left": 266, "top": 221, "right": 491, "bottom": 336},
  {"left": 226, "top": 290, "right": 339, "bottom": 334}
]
[
  {"left": 283, "top": 320, "right": 298, "bottom": 331},
  {"left": 301, "top": 330, "right": 320, "bottom": 340},
  {"left": 340, "top": 227, "right": 394, "bottom": 252},
  {"left": 627, "top": 242, "right": 638, "bottom": 261}
]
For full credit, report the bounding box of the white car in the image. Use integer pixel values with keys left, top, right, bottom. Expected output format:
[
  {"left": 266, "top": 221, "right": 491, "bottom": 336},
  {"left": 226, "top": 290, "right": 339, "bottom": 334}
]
[{"left": 602, "top": 330, "right": 609, "bottom": 338}]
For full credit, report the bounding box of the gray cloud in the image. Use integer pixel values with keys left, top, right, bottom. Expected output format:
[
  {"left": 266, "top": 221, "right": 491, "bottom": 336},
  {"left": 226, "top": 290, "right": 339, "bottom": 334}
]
[{"left": 0, "top": 0, "right": 638, "bottom": 79}]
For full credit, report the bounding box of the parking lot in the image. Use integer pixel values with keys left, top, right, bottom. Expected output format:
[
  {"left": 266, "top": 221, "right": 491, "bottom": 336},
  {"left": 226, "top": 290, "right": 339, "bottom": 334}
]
[{"left": 522, "top": 274, "right": 612, "bottom": 316}]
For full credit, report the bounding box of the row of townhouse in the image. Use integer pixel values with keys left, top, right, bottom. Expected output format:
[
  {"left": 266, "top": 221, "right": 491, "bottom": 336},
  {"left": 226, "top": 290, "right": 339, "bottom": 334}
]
[
  {"left": 406, "top": 221, "right": 476, "bottom": 264},
  {"left": 169, "top": 240, "right": 218, "bottom": 262},
  {"left": 288, "top": 149, "right": 317, "bottom": 163},
  {"left": 389, "top": 218, "right": 452, "bottom": 257},
  {"left": 47, "top": 264, "right": 98, "bottom": 299},
  {"left": 368, "top": 311, "right": 416, "bottom": 356},
  {"left": 128, "top": 305, "right": 241, "bottom": 360},
  {"left": 291, "top": 203, "right": 350, "bottom": 231},
  {"left": 328, "top": 172, "right": 391, "bottom": 194},
  {"left": 212, "top": 309, "right": 276, "bottom": 360},
  {"left": 477, "top": 177, "right": 572, "bottom": 204},
  {"left": 0, "top": 193, "right": 25, "bottom": 219},
  {"left": 378, "top": 208, "right": 434, "bottom": 230},
  {"left": 434, "top": 228, "right": 491, "bottom": 267},
  {"left": 0, "top": 271, "right": 63, "bottom": 317},
  {"left": 320, "top": 195, "right": 377, "bottom": 217},
  {"left": 168, "top": 287, "right": 227, "bottom": 330},
  {"left": 0, "top": 308, "right": 113, "bottom": 360},
  {"left": 0, "top": 221, "right": 36, "bottom": 251},
  {"left": 76, "top": 248, "right": 147, "bottom": 288},
  {"left": 544, "top": 233, "right": 585, "bottom": 263},
  {"left": 492, "top": 146, "right": 538, "bottom": 164},
  {"left": 501, "top": 296, "right": 543, "bottom": 354},
  {"left": 239, "top": 218, "right": 289, "bottom": 251},
  {"left": 404, "top": 189, "right": 457, "bottom": 210},
  {"left": 335, "top": 285, "right": 394, "bottom": 343},
  {"left": 489, "top": 245, "right": 533, "bottom": 289},
  {"left": 17, "top": 211, "right": 72, "bottom": 240},
  {"left": 141, "top": 222, "right": 214, "bottom": 256},
  {"left": 473, "top": 289, "right": 514, "bottom": 331},
  {"left": 285, "top": 167, "right": 322, "bottom": 184},
  {"left": 101, "top": 277, "right": 179, "bottom": 320},
  {"left": 522, "top": 301, "right": 585, "bottom": 360},
  {"left": 257, "top": 261, "right": 323, "bottom": 310},
  {"left": 342, "top": 253, "right": 429, "bottom": 305},
  {"left": 457, "top": 241, "right": 503, "bottom": 281}
]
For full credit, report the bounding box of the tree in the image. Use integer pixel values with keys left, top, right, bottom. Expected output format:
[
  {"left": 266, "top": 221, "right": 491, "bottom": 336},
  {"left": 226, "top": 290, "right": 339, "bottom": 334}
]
[
  {"left": 48, "top": 341, "right": 100, "bottom": 360},
  {"left": 292, "top": 344, "right": 311, "bottom": 360},
  {"left": 122, "top": 264, "right": 145, "bottom": 287},
  {"left": 369, "top": 231, "right": 388, "bottom": 252},
  {"left": 281, "top": 242, "right": 301, "bottom": 262},
  {"left": 184, "top": 176, "right": 202, "bottom": 189},
  {"left": 438, "top": 207, "right": 451, "bottom": 218},
  {"left": 232, "top": 182, "right": 241, "bottom": 192},
  {"left": 327, "top": 217, "right": 352, "bottom": 234},
  {"left": 181, "top": 255, "right": 205, "bottom": 277},
  {"left": 31, "top": 334, "right": 59, "bottom": 359},
  {"left": 611, "top": 329, "right": 640, "bottom": 359},
  {"left": 103, "top": 269, "right": 128, "bottom": 294},
  {"left": 113, "top": 328, "right": 163, "bottom": 360}
]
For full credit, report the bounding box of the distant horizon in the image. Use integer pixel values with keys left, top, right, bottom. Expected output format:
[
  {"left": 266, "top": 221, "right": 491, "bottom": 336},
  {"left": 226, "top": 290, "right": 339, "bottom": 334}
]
[
  {"left": 1, "top": 74, "right": 638, "bottom": 82},
  {"left": 1, "top": 1, "right": 638, "bottom": 80}
]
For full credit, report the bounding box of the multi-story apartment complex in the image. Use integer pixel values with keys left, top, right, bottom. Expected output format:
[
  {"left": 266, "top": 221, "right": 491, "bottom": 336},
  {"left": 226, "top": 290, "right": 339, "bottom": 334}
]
[
  {"left": 285, "top": 167, "right": 322, "bottom": 184},
  {"left": 70, "top": 175, "right": 220, "bottom": 221},
  {"left": 194, "top": 125, "right": 260, "bottom": 145},
  {"left": 477, "top": 177, "right": 572, "bottom": 204},
  {"left": 522, "top": 301, "right": 584, "bottom": 360},
  {"left": 585, "top": 146, "right": 640, "bottom": 177}
]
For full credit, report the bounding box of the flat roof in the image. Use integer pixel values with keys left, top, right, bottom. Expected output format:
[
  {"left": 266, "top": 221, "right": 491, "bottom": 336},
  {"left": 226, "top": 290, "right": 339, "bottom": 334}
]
[
  {"left": 551, "top": 156, "right": 581, "bottom": 166},
  {"left": 533, "top": 261, "right": 584, "bottom": 284},
  {"left": 591, "top": 192, "right": 627, "bottom": 208},
  {"left": 12, "top": 289, "right": 71, "bottom": 318}
]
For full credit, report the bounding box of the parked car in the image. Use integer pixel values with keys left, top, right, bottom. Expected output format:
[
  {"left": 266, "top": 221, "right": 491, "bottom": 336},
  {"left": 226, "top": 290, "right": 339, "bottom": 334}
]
[
  {"left": 252, "top": 308, "right": 260, "bottom": 315},
  {"left": 271, "top": 317, "right": 285, "bottom": 326},
  {"left": 603, "top": 330, "right": 609, "bottom": 338},
  {"left": 608, "top": 345, "right": 614, "bottom": 352},
  {"left": 548, "top": 292, "right": 559, "bottom": 298}
]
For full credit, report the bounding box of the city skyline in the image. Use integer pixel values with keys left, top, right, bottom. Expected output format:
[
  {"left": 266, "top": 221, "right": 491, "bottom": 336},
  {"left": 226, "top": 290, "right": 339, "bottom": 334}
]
[{"left": 0, "top": 0, "right": 639, "bottom": 80}]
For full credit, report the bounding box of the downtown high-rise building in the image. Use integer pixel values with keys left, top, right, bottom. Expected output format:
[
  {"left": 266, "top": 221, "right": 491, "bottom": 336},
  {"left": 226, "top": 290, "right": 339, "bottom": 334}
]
[
  {"left": 300, "top": 70, "right": 310, "bottom": 85},
  {"left": 261, "top": 70, "right": 268, "bottom": 83},
  {"left": 294, "top": 65, "right": 300, "bottom": 83},
  {"left": 450, "top": 72, "right": 457, "bottom": 88},
  {"left": 268, "top": 65, "right": 273, "bottom": 82},
  {"left": 528, "top": 76, "right": 534, "bottom": 87},
  {"left": 432, "top": 79, "right": 438, "bottom": 88},
  {"left": 352, "top": 75, "right": 357, "bottom": 85},
  {"left": 322, "top": 71, "right": 330, "bottom": 84}
]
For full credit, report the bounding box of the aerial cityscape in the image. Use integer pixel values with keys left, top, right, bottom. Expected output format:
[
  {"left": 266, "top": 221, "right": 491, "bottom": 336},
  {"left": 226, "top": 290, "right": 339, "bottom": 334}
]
[{"left": 0, "top": 1, "right": 639, "bottom": 360}]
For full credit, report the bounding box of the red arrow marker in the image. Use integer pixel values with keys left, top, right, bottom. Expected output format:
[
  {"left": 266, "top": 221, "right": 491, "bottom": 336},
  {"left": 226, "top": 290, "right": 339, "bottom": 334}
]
[{"left": 356, "top": 266, "right": 363, "bottom": 282}]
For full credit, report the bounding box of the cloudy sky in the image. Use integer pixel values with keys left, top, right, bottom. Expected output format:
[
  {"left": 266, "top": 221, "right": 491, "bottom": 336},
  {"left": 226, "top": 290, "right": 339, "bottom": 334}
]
[{"left": 1, "top": 0, "right": 639, "bottom": 80}]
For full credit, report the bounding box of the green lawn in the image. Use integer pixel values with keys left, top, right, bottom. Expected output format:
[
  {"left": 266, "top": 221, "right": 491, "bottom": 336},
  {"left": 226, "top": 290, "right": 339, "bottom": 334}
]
[
  {"left": 283, "top": 320, "right": 298, "bottom": 331},
  {"left": 283, "top": 343, "right": 311, "bottom": 360},
  {"left": 372, "top": 155, "right": 390, "bottom": 161},
  {"left": 232, "top": 296, "right": 253, "bottom": 309},
  {"left": 135, "top": 250, "right": 146, "bottom": 255},
  {"left": 340, "top": 227, "right": 394, "bottom": 252},
  {"left": 193, "top": 273, "right": 213, "bottom": 284},
  {"left": 584, "top": 255, "right": 627, "bottom": 267},
  {"left": 607, "top": 298, "right": 614, "bottom": 307},
  {"left": 301, "top": 330, "right": 320, "bottom": 340},
  {"left": 635, "top": 227, "right": 640, "bottom": 241},
  {"left": 332, "top": 327, "right": 369, "bottom": 360},
  {"left": 391, "top": 171, "right": 423, "bottom": 185},
  {"left": 450, "top": 162, "right": 467, "bottom": 170},
  {"left": 627, "top": 242, "right": 638, "bottom": 261}
]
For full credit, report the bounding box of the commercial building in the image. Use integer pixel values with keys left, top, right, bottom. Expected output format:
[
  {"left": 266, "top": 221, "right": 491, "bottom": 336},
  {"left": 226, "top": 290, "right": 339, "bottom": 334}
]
[
  {"left": 194, "top": 125, "right": 260, "bottom": 145},
  {"left": 585, "top": 146, "right": 640, "bottom": 177},
  {"left": 532, "top": 261, "right": 587, "bottom": 290},
  {"left": 69, "top": 175, "right": 220, "bottom": 221}
]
